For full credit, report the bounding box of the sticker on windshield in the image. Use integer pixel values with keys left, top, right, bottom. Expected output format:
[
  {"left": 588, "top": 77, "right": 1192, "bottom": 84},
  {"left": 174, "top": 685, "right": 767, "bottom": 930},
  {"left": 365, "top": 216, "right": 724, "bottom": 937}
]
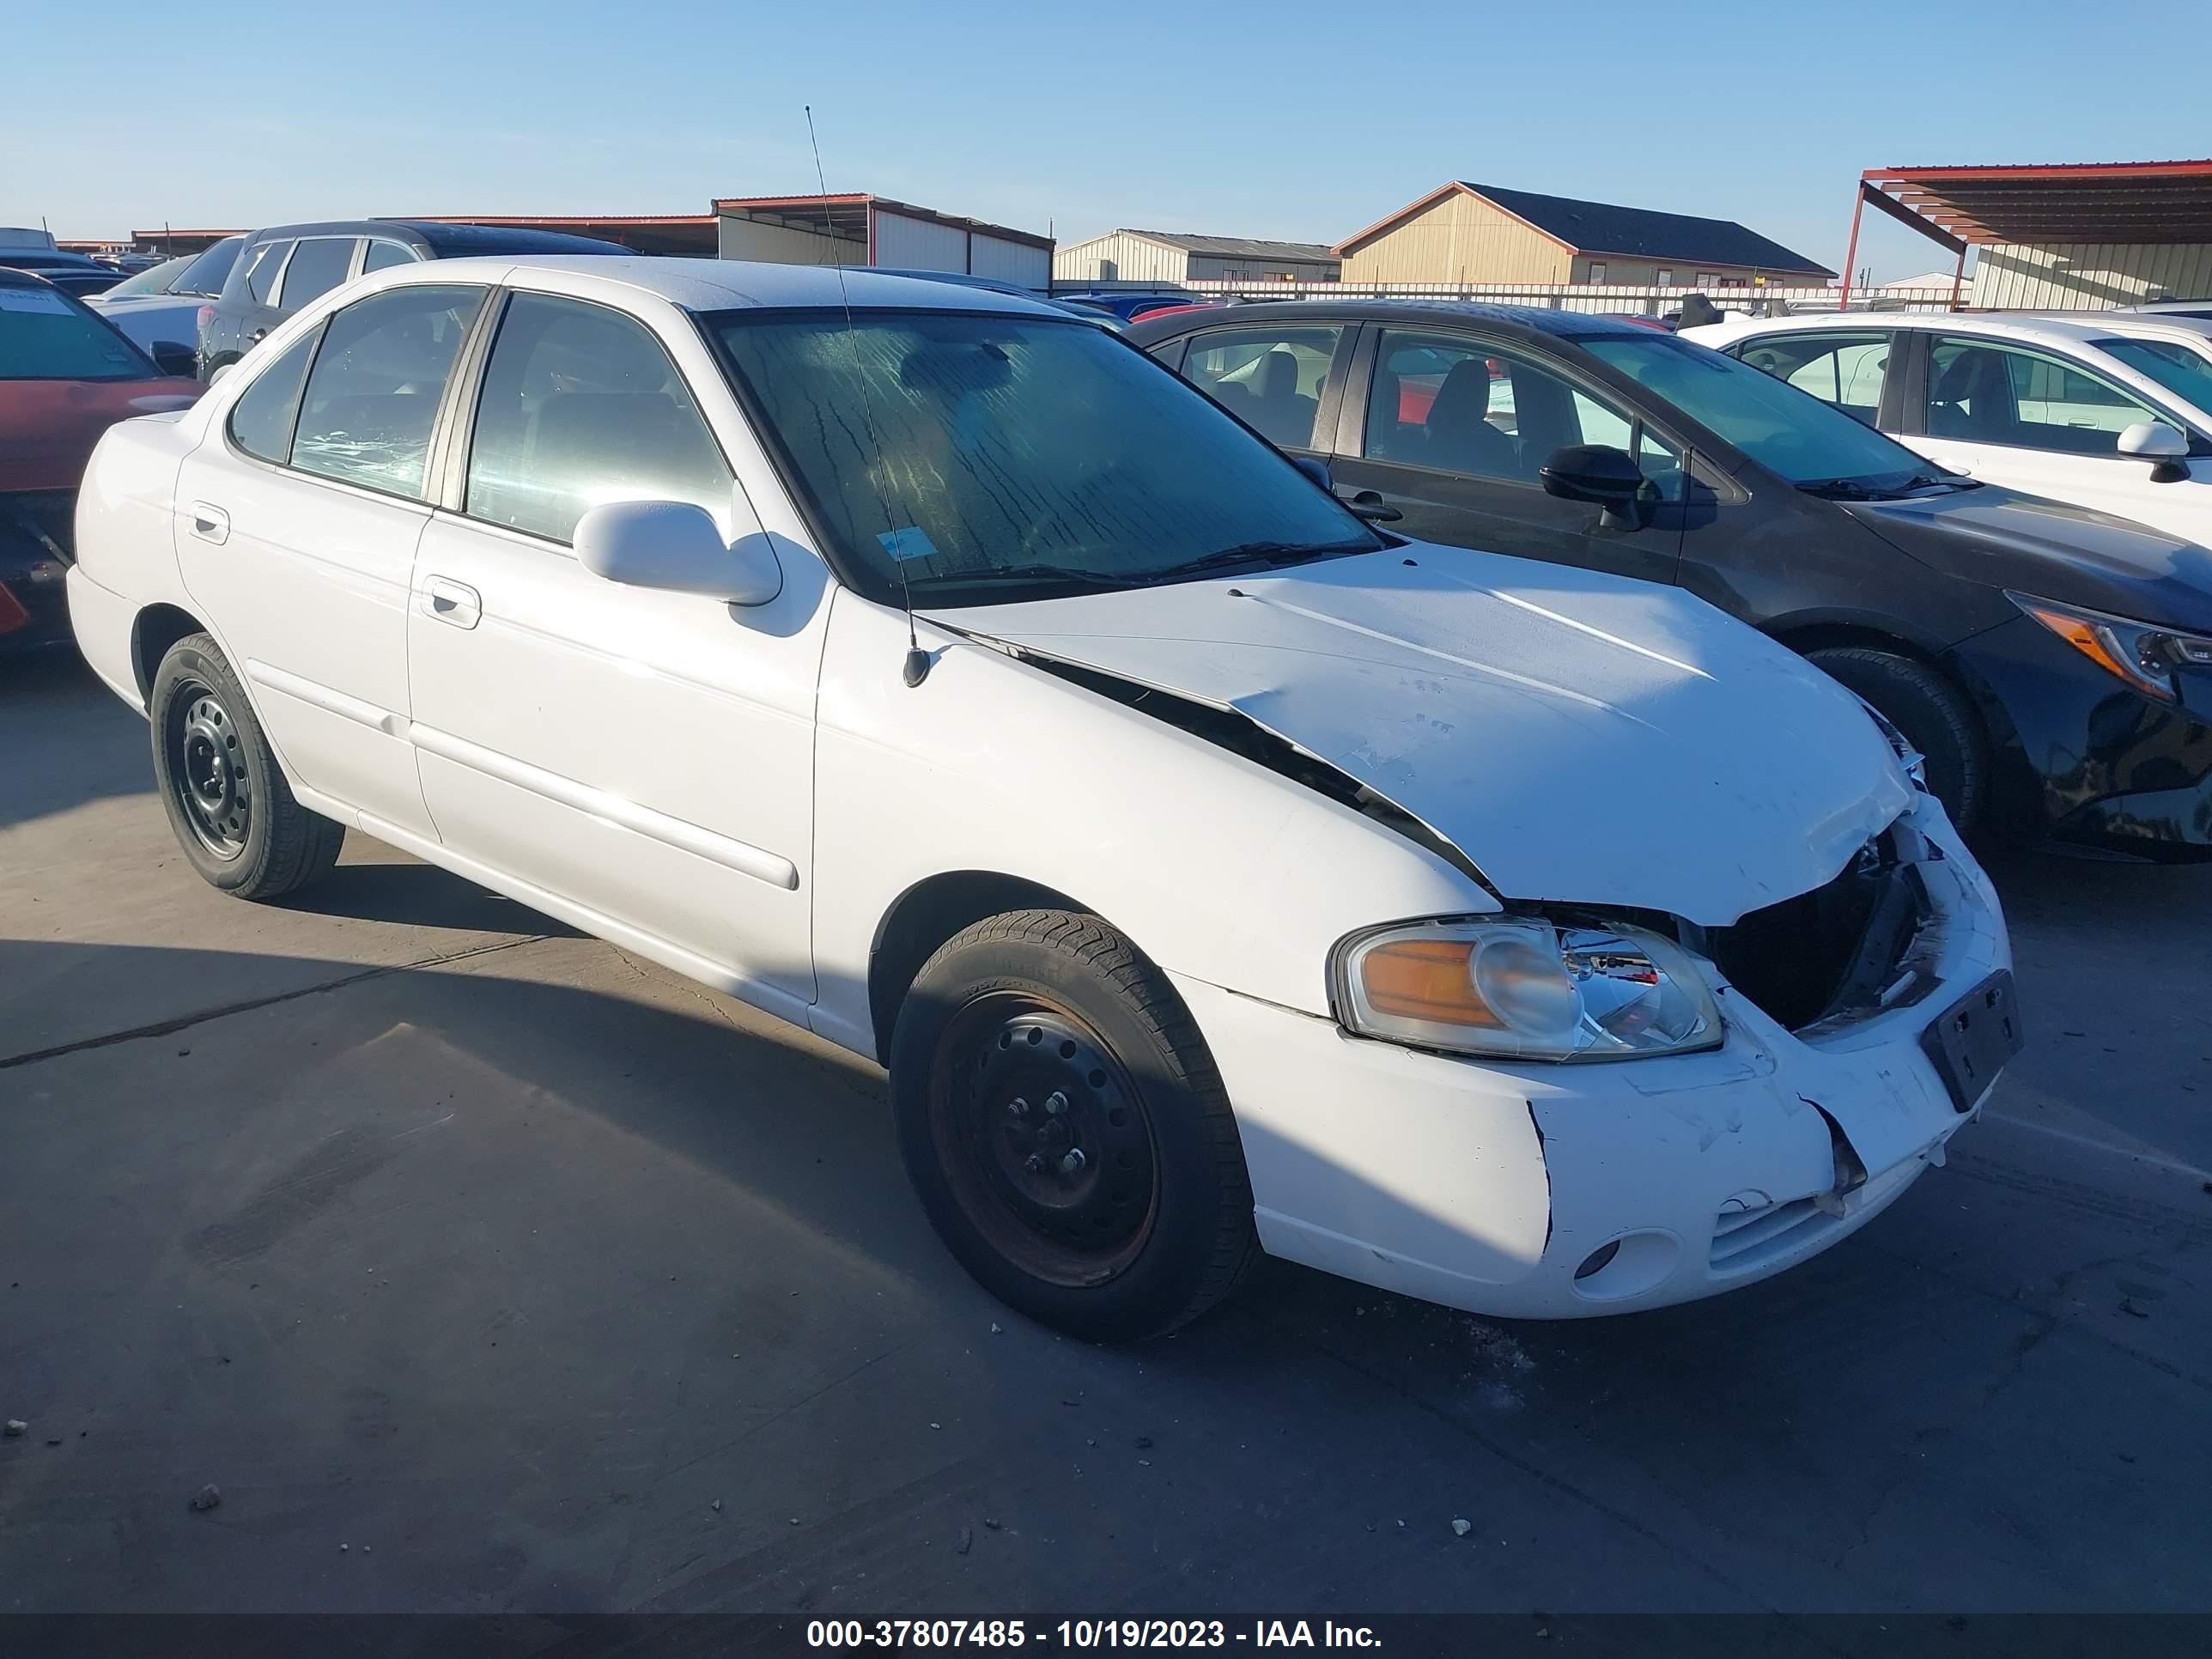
[
  {"left": 878, "top": 526, "right": 941, "bottom": 563},
  {"left": 0, "top": 288, "right": 75, "bottom": 314}
]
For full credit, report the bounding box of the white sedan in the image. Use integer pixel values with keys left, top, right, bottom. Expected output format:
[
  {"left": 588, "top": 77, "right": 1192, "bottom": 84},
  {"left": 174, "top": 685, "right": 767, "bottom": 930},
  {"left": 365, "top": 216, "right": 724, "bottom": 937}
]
[
  {"left": 69, "top": 257, "right": 2016, "bottom": 1339},
  {"left": 1683, "top": 310, "right": 2212, "bottom": 546}
]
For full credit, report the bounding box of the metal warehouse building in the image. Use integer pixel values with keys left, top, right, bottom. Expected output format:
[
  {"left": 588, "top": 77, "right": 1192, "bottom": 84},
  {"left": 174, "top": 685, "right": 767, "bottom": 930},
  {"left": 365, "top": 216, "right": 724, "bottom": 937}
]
[
  {"left": 1053, "top": 228, "right": 1340, "bottom": 287},
  {"left": 1336, "top": 181, "right": 1832, "bottom": 289},
  {"left": 1844, "top": 160, "right": 2212, "bottom": 309},
  {"left": 714, "top": 193, "right": 1054, "bottom": 290}
]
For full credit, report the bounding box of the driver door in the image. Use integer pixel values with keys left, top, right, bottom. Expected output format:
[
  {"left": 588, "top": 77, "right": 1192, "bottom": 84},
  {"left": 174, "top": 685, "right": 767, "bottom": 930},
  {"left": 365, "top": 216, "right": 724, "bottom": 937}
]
[{"left": 1324, "top": 326, "right": 1687, "bottom": 586}]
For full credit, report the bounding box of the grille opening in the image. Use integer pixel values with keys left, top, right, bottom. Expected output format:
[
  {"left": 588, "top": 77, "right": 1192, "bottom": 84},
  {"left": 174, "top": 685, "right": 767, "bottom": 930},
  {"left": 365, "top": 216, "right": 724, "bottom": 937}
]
[{"left": 1705, "top": 831, "right": 1928, "bottom": 1030}]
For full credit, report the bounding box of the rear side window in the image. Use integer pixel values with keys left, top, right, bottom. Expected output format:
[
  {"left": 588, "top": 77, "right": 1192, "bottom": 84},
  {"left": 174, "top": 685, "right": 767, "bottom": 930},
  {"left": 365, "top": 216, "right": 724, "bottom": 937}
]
[
  {"left": 242, "top": 240, "right": 293, "bottom": 304},
  {"left": 290, "top": 284, "right": 486, "bottom": 499},
  {"left": 1182, "top": 325, "right": 1341, "bottom": 450},
  {"left": 226, "top": 327, "right": 319, "bottom": 462},
  {"left": 464, "top": 292, "right": 731, "bottom": 544},
  {"left": 277, "top": 238, "right": 358, "bottom": 309},
  {"left": 1735, "top": 331, "right": 1893, "bottom": 426}
]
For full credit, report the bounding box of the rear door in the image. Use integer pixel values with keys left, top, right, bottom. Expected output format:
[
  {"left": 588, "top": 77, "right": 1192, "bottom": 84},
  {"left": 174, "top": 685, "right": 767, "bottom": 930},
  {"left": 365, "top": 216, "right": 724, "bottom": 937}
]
[
  {"left": 175, "top": 281, "right": 489, "bottom": 839},
  {"left": 1323, "top": 324, "right": 1689, "bottom": 586}
]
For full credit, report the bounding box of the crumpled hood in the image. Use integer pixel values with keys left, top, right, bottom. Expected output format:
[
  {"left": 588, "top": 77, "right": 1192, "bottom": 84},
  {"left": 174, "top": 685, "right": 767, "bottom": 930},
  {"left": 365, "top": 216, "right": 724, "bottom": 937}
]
[{"left": 931, "top": 547, "right": 1910, "bottom": 927}]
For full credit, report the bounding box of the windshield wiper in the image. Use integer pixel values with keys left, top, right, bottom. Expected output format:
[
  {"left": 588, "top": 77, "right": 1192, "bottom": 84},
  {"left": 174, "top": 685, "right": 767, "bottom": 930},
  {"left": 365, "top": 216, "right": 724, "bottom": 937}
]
[
  {"left": 1138, "top": 540, "right": 1370, "bottom": 584},
  {"left": 1795, "top": 477, "right": 1887, "bottom": 501},
  {"left": 1901, "top": 472, "right": 1983, "bottom": 494},
  {"left": 905, "top": 563, "right": 1142, "bottom": 595}
]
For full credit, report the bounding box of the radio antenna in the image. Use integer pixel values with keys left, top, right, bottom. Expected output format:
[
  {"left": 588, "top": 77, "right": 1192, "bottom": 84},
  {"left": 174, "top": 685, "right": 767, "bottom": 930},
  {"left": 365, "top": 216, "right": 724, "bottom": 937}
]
[{"left": 805, "top": 104, "right": 931, "bottom": 688}]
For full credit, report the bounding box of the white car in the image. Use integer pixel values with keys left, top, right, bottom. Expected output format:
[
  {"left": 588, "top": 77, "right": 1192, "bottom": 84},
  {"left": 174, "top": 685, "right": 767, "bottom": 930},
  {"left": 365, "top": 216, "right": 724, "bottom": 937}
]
[
  {"left": 1683, "top": 311, "right": 2212, "bottom": 545},
  {"left": 69, "top": 257, "right": 2016, "bottom": 1339}
]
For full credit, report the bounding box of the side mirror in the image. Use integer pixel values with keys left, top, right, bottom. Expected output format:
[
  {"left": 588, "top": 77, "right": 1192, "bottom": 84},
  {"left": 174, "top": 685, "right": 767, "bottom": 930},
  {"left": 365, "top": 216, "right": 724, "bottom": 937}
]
[
  {"left": 150, "top": 340, "right": 198, "bottom": 378},
  {"left": 1292, "top": 455, "right": 1332, "bottom": 491},
  {"left": 2118, "top": 421, "right": 2187, "bottom": 459},
  {"left": 574, "top": 500, "right": 782, "bottom": 606},
  {"left": 1540, "top": 444, "right": 1644, "bottom": 505}
]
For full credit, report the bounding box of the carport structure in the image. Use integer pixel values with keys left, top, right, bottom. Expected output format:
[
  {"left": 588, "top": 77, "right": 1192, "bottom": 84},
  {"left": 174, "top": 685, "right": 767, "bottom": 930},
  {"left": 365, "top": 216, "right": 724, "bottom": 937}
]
[{"left": 1843, "top": 160, "right": 2212, "bottom": 310}]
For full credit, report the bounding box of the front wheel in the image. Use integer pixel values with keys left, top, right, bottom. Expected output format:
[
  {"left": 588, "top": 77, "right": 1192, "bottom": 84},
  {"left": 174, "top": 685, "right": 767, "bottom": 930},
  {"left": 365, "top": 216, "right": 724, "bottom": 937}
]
[
  {"left": 149, "top": 633, "right": 344, "bottom": 900},
  {"left": 1806, "top": 647, "right": 1988, "bottom": 834},
  {"left": 890, "top": 910, "right": 1260, "bottom": 1342}
]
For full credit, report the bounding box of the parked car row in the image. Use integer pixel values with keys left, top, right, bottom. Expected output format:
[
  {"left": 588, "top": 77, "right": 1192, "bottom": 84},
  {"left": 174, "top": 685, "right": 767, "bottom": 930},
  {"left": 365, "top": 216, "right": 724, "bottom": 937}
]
[{"left": 64, "top": 255, "right": 2025, "bottom": 1340}]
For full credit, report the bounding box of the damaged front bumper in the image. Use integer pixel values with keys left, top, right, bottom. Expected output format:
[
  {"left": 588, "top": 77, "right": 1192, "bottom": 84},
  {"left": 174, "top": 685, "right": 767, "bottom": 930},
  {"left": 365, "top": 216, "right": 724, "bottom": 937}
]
[{"left": 1172, "top": 793, "right": 2014, "bottom": 1320}]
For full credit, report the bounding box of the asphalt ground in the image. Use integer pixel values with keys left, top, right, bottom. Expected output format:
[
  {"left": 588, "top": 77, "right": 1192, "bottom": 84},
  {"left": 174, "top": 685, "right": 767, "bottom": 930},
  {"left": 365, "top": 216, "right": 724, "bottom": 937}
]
[{"left": 3, "top": 648, "right": 2208, "bottom": 1620}]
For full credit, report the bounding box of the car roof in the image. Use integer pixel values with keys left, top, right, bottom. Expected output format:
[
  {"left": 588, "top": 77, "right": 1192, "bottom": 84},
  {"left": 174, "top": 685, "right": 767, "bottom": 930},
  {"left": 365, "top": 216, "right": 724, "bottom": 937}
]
[
  {"left": 1691, "top": 308, "right": 2211, "bottom": 347},
  {"left": 1127, "top": 297, "right": 1654, "bottom": 344},
  {"left": 375, "top": 254, "right": 1072, "bottom": 317},
  {"left": 242, "top": 220, "right": 631, "bottom": 256}
]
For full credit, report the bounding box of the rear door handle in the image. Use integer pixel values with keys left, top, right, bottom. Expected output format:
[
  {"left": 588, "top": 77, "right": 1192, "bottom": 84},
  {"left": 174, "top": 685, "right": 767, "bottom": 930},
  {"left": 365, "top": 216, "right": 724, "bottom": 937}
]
[
  {"left": 420, "top": 576, "right": 482, "bottom": 629},
  {"left": 186, "top": 501, "right": 229, "bottom": 544}
]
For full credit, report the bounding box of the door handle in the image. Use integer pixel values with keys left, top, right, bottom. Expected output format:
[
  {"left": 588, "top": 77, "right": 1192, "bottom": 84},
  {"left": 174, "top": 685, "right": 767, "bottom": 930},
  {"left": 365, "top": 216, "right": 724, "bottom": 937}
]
[
  {"left": 420, "top": 576, "right": 482, "bottom": 629},
  {"left": 1336, "top": 486, "right": 1403, "bottom": 523},
  {"left": 186, "top": 501, "right": 229, "bottom": 544}
]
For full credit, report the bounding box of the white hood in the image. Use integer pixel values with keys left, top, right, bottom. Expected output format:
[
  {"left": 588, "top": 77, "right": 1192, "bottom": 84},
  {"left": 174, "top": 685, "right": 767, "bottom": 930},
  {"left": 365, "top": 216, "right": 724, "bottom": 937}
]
[{"left": 931, "top": 546, "right": 1911, "bottom": 927}]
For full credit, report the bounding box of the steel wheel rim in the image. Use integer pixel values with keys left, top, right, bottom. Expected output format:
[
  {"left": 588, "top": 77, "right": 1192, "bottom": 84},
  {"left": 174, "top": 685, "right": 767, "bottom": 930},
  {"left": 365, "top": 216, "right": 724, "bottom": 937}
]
[
  {"left": 169, "top": 679, "right": 251, "bottom": 859},
  {"left": 928, "top": 992, "right": 1162, "bottom": 1287}
]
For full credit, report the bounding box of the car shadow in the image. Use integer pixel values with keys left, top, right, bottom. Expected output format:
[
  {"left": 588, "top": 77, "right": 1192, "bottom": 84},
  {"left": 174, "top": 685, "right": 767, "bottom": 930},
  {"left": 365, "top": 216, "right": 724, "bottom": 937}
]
[
  {"left": 280, "top": 857, "right": 586, "bottom": 939},
  {"left": 0, "top": 649, "right": 152, "bottom": 830}
]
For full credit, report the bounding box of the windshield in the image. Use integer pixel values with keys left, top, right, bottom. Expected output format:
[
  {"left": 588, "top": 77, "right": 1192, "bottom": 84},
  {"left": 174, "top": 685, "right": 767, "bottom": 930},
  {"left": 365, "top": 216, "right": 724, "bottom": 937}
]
[
  {"left": 2094, "top": 336, "right": 2212, "bottom": 416},
  {"left": 1584, "top": 332, "right": 1939, "bottom": 489},
  {"left": 709, "top": 308, "right": 1379, "bottom": 603},
  {"left": 0, "top": 283, "right": 157, "bottom": 380},
  {"left": 100, "top": 253, "right": 194, "bottom": 298}
]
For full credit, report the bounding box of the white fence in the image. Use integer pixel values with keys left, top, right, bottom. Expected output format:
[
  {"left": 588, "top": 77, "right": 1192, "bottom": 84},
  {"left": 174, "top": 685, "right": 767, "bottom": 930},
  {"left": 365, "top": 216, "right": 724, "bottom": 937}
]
[{"left": 1056, "top": 279, "right": 1983, "bottom": 316}]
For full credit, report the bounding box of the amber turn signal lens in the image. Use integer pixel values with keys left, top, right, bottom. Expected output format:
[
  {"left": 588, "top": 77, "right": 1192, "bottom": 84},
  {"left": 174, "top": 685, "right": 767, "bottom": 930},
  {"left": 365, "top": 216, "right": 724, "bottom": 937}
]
[
  {"left": 2019, "top": 601, "right": 2176, "bottom": 703},
  {"left": 1358, "top": 939, "right": 1503, "bottom": 1027}
]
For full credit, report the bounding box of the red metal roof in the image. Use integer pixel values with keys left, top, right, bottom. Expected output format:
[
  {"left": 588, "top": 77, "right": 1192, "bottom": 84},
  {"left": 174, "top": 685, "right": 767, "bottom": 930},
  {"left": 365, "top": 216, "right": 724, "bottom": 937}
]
[{"left": 1861, "top": 160, "right": 2212, "bottom": 245}]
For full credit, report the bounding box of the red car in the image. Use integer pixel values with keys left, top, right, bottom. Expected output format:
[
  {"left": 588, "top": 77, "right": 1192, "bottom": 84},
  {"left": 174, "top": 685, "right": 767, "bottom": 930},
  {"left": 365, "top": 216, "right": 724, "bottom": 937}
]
[{"left": 1, "top": 268, "right": 198, "bottom": 653}]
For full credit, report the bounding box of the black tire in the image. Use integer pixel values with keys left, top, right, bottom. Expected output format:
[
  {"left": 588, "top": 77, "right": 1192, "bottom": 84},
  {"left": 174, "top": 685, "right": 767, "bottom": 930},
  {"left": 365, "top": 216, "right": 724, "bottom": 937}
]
[
  {"left": 149, "top": 633, "right": 344, "bottom": 900},
  {"left": 1806, "top": 647, "right": 1987, "bottom": 833},
  {"left": 890, "top": 909, "right": 1260, "bottom": 1342}
]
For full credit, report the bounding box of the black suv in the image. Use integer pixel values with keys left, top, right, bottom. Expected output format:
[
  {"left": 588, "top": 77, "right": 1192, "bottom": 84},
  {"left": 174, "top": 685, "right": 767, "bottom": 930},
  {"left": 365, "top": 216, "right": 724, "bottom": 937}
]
[
  {"left": 1133, "top": 301, "right": 2212, "bottom": 860},
  {"left": 198, "top": 220, "right": 633, "bottom": 380}
]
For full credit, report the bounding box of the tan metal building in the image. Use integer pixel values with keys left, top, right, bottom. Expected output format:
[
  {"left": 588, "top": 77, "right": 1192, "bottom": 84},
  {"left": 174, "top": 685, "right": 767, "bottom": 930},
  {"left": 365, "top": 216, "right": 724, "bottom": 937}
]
[
  {"left": 1844, "top": 161, "right": 2212, "bottom": 310},
  {"left": 1053, "top": 228, "right": 1340, "bottom": 287},
  {"left": 1335, "top": 182, "right": 1832, "bottom": 289}
]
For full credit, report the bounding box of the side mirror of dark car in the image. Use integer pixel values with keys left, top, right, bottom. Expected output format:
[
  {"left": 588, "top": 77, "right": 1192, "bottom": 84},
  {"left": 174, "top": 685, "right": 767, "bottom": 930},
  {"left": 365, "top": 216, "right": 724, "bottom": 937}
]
[
  {"left": 150, "top": 340, "right": 198, "bottom": 379},
  {"left": 1292, "top": 455, "right": 1333, "bottom": 491},
  {"left": 1540, "top": 444, "right": 1645, "bottom": 504}
]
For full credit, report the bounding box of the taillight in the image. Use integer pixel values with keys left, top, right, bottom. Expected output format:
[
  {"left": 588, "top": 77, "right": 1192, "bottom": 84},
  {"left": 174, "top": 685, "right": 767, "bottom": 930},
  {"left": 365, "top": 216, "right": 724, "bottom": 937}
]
[{"left": 196, "top": 304, "right": 215, "bottom": 334}]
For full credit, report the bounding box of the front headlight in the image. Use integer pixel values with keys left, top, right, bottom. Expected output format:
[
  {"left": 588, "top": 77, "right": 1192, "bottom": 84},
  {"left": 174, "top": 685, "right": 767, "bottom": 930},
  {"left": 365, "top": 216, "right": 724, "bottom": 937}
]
[
  {"left": 1332, "top": 916, "right": 1724, "bottom": 1062},
  {"left": 2009, "top": 592, "right": 2212, "bottom": 705}
]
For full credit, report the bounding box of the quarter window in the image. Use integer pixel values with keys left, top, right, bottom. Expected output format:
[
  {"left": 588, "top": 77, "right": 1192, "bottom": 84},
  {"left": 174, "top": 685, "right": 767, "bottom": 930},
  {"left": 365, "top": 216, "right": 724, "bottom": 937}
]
[
  {"left": 242, "top": 240, "right": 294, "bottom": 305},
  {"left": 290, "top": 284, "right": 485, "bottom": 499},
  {"left": 1181, "top": 325, "right": 1343, "bottom": 450},
  {"left": 1735, "top": 331, "right": 1892, "bottom": 426},
  {"left": 1925, "top": 336, "right": 2182, "bottom": 455},
  {"left": 465, "top": 292, "right": 732, "bottom": 544},
  {"left": 276, "top": 238, "right": 359, "bottom": 310},
  {"left": 362, "top": 240, "right": 416, "bottom": 275},
  {"left": 225, "top": 327, "right": 319, "bottom": 463}
]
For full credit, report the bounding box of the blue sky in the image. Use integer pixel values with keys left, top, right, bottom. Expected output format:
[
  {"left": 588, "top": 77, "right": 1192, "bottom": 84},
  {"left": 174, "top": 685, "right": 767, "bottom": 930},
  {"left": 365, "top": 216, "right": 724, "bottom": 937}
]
[{"left": 10, "top": 0, "right": 2206, "bottom": 283}]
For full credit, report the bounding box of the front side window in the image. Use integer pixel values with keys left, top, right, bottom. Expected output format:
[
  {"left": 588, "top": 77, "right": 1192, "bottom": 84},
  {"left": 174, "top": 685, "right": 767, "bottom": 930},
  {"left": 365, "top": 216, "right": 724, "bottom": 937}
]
[
  {"left": 290, "top": 284, "right": 485, "bottom": 498},
  {"left": 277, "top": 238, "right": 359, "bottom": 310},
  {"left": 1363, "top": 330, "right": 1684, "bottom": 496},
  {"left": 1182, "top": 325, "right": 1343, "bottom": 450},
  {"left": 465, "top": 292, "right": 732, "bottom": 544},
  {"left": 1586, "top": 331, "right": 1937, "bottom": 493},
  {"left": 1925, "top": 336, "right": 2182, "bottom": 455},
  {"left": 226, "top": 327, "right": 319, "bottom": 462},
  {"left": 1735, "top": 331, "right": 1893, "bottom": 426},
  {"left": 2088, "top": 337, "right": 2212, "bottom": 423},
  {"left": 242, "top": 240, "right": 293, "bottom": 305},
  {"left": 0, "top": 283, "right": 156, "bottom": 381},
  {"left": 710, "top": 309, "right": 1377, "bottom": 604}
]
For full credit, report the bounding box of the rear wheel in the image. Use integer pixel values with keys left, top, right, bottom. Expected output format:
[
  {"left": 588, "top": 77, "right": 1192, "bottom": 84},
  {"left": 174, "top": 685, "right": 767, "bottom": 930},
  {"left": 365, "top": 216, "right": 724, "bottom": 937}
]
[
  {"left": 150, "top": 633, "right": 344, "bottom": 900},
  {"left": 890, "top": 910, "right": 1259, "bottom": 1342},
  {"left": 1806, "top": 647, "right": 1987, "bottom": 833}
]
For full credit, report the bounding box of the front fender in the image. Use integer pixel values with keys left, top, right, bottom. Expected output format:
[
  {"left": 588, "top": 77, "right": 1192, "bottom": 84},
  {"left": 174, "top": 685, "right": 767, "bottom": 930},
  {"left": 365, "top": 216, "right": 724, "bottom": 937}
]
[{"left": 806, "top": 592, "right": 1492, "bottom": 1058}]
